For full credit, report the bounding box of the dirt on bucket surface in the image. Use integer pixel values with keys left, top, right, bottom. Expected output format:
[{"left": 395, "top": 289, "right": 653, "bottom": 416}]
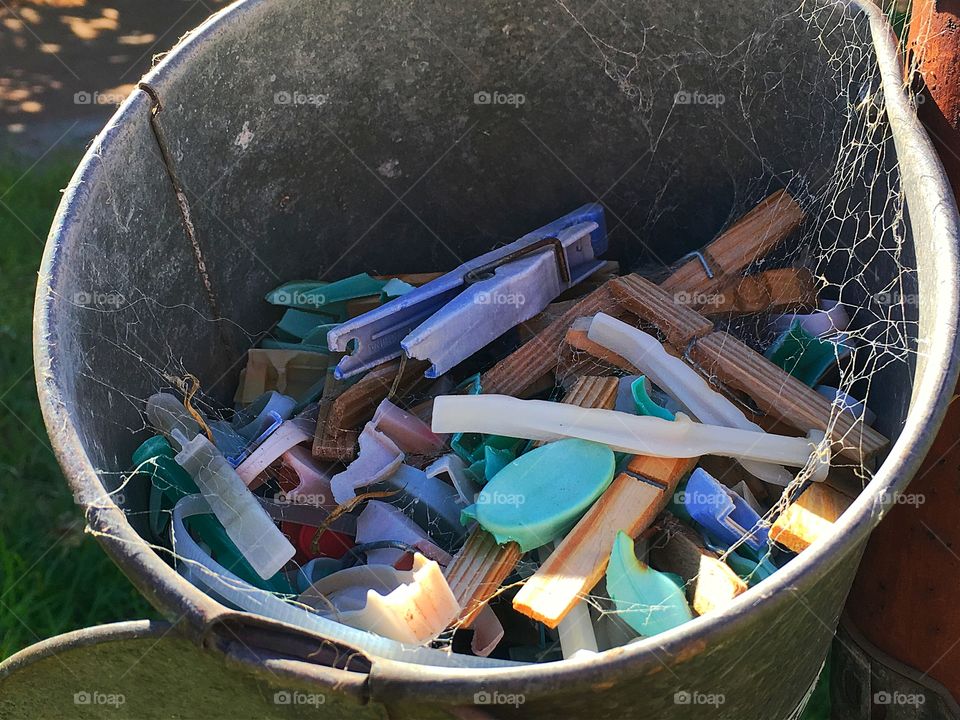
[{"left": 0, "top": 0, "right": 227, "bottom": 159}]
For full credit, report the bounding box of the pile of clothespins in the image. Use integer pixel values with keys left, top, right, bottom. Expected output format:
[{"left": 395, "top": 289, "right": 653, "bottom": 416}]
[{"left": 131, "top": 190, "right": 888, "bottom": 666}]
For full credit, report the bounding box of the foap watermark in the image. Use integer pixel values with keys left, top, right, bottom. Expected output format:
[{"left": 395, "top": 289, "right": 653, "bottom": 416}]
[
  {"left": 674, "top": 690, "right": 726, "bottom": 707},
  {"left": 73, "top": 290, "right": 126, "bottom": 308},
  {"left": 674, "top": 490, "right": 725, "bottom": 507},
  {"left": 874, "top": 291, "right": 920, "bottom": 306},
  {"left": 275, "top": 491, "right": 328, "bottom": 508},
  {"left": 477, "top": 491, "right": 525, "bottom": 508},
  {"left": 273, "top": 690, "right": 326, "bottom": 707},
  {"left": 674, "top": 290, "right": 726, "bottom": 307},
  {"left": 74, "top": 90, "right": 126, "bottom": 106},
  {"left": 879, "top": 490, "right": 926, "bottom": 508},
  {"left": 674, "top": 89, "right": 725, "bottom": 107},
  {"left": 274, "top": 90, "right": 329, "bottom": 107},
  {"left": 474, "top": 90, "right": 526, "bottom": 108},
  {"left": 474, "top": 290, "right": 526, "bottom": 307},
  {"left": 474, "top": 690, "right": 525, "bottom": 708},
  {"left": 874, "top": 691, "right": 926, "bottom": 708},
  {"left": 271, "top": 289, "right": 325, "bottom": 308},
  {"left": 73, "top": 691, "right": 126, "bottom": 708}
]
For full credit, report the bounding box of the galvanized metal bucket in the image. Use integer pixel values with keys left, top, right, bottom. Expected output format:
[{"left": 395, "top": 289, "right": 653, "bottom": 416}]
[{"left": 10, "top": 0, "right": 960, "bottom": 717}]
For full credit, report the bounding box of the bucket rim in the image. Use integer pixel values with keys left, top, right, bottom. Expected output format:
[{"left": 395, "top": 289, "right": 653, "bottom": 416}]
[{"left": 31, "top": 0, "right": 960, "bottom": 692}]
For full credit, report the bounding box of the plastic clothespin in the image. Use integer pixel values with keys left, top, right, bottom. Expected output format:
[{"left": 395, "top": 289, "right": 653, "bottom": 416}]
[
  {"left": 765, "top": 319, "right": 854, "bottom": 386},
  {"left": 298, "top": 553, "right": 460, "bottom": 645},
  {"left": 133, "top": 435, "right": 199, "bottom": 540},
  {"left": 327, "top": 204, "right": 608, "bottom": 379},
  {"left": 768, "top": 299, "right": 850, "bottom": 337},
  {"left": 278, "top": 446, "right": 337, "bottom": 508},
  {"left": 330, "top": 425, "right": 404, "bottom": 504},
  {"left": 171, "top": 429, "right": 295, "bottom": 579},
  {"left": 368, "top": 464, "right": 465, "bottom": 551},
  {"left": 225, "top": 411, "right": 283, "bottom": 467},
  {"left": 460, "top": 439, "right": 615, "bottom": 552},
  {"left": 371, "top": 398, "right": 446, "bottom": 454},
  {"left": 236, "top": 414, "right": 314, "bottom": 488},
  {"left": 605, "top": 531, "right": 694, "bottom": 637},
  {"left": 233, "top": 391, "right": 297, "bottom": 438},
  {"left": 681, "top": 468, "right": 769, "bottom": 560},
  {"left": 432, "top": 395, "right": 828, "bottom": 475},
  {"left": 630, "top": 376, "right": 675, "bottom": 421}
]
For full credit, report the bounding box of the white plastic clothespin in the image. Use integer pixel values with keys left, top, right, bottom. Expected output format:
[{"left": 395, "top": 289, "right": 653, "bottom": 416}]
[{"left": 432, "top": 395, "right": 829, "bottom": 478}]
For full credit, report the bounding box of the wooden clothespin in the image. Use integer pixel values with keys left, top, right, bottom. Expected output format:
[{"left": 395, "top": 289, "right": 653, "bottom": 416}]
[
  {"left": 648, "top": 514, "right": 748, "bottom": 616},
  {"left": 658, "top": 189, "right": 806, "bottom": 296},
  {"left": 563, "top": 317, "right": 639, "bottom": 375},
  {"left": 694, "top": 267, "right": 817, "bottom": 317},
  {"left": 313, "top": 358, "right": 430, "bottom": 461},
  {"left": 770, "top": 482, "right": 853, "bottom": 552}
]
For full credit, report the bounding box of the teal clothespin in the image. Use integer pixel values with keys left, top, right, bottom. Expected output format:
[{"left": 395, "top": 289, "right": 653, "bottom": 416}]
[
  {"left": 133, "top": 434, "right": 199, "bottom": 540},
  {"left": 275, "top": 308, "right": 340, "bottom": 342},
  {"left": 631, "top": 376, "right": 675, "bottom": 421},
  {"left": 606, "top": 531, "right": 694, "bottom": 637},
  {"left": 765, "top": 319, "right": 851, "bottom": 386},
  {"left": 460, "top": 439, "right": 615, "bottom": 551}
]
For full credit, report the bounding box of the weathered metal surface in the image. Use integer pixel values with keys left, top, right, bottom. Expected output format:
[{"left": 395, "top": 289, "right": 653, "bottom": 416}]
[{"left": 25, "top": 0, "right": 960, "bottom": 718}]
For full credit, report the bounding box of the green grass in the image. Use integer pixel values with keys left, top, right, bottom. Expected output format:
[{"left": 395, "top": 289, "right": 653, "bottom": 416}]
[{"left": 0, "top": 155, "right": 155, "bottom": 660}]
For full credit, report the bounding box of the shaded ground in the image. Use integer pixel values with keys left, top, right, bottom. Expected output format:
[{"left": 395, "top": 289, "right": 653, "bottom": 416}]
[
  {"left": 1, "top": 0, "right": 227, "bottom": 157},
  {"left": 0, "top": 1, "right": 224, "bottom": 658}
]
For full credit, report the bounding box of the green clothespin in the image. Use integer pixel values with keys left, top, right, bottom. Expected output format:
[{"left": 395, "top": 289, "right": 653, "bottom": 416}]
[
  {"left": 631, "top": 376, "right": 675, "bottom": 421},
  {"left": 275, "top": 309, "right": 340, "bottom": 342},
  {"left": 133, "top": 435, "right": 199, "bottom": 540},
  {"left": 184, "top": 511, "right": 295, "bottom": 595},
  {"left": 606, "top": 531, "right": 694, "bottom": 637},
  {"left": 765, "top": 319, "right": 850, "bottom": 386},
  {"left": 460, "top": 439, "right": 615, "bottom": 551}
]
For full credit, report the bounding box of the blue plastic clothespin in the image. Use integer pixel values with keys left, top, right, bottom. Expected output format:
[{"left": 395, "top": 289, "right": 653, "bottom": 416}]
[
  {"left": 681, "top": 468, "right": 769, "bottom": 559},
  {"left": 327, "top": 204, "right": 608, "bottom": 379}
]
